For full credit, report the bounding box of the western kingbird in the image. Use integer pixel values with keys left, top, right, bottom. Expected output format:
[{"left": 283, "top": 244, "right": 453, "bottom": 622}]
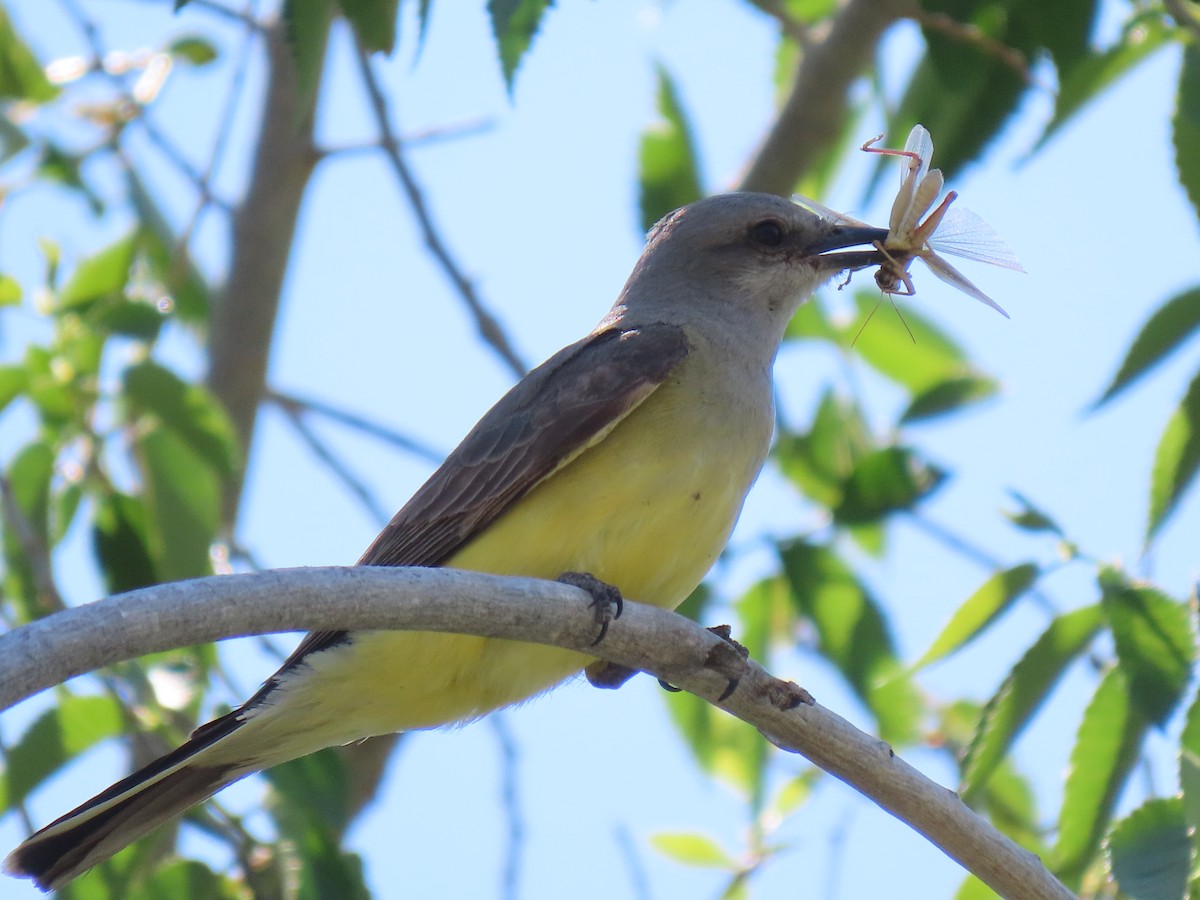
[{"left": 6, "top": 192, "right": 887, "bottom": 890}]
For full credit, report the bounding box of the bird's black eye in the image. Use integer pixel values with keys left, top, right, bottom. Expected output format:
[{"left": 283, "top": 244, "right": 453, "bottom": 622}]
[{"left": 749, "top": 219, "right": 785, "bottom": 247}]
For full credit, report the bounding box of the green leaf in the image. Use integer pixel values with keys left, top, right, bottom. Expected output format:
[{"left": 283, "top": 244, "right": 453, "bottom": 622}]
[
  {"left": 126, "top": 169, "right": 211, "bottom": 324},
  {"left": 168, "top": 36, "right": 219, "bottom": 66},
  {"left": 58, "top": 234, "right": 137, "bottom": 311},
  {"left": 488, "top": 0, "right": 552, "bottom": 91},
  {"left": 1050, "top": 666, "right": 1148, "bottom": 882},
  {"left": 1107, "top": 798, "right": 1190, "bottom": 900},
  {"left": 1181, "top": 692, "right": 1200, "bottom": 839},
  {"left": 338, "top": 0, "right": 400, "bottom": 54},
  {"left": 1148, "top": 369, "right": 1200, "bottom": 541},
  {"left": 0, "top": 694, "right": 124, "bottom": 809},
  {"left": 842, "top": 292, "right": 975, "bottom": 392},
  {"left": 667, "top": 684, "right": 769, "bottom": 798},
  {"left": 0, "top": 273, "right": 21, "bottom": 305},
  {"left": 282, "top": 0, "right": 335, "bottom": 102},
  {"left": 774, "top": 390, "right": 873, "bottom": 508},
  {"left": 1002, "top": 490, "right": 1066, "bottom": 537},
  {"left": 1091, "top": 288, "right": 1200, "bottom": 409},
  {"left": 93, "top": 492, "right": 161, "bottom": 593},
  {"left": 914, "top": 564, "right": 1039, "bottom": 671},
  {"left": 89, "top": 298, "right": 166, "bottom": 341},
  {"left": 953, "top": 875, "right": 1001, "bottom": 900},
  {"left": 135, "top": 427, "right": 221, "bottom": 582},
  {"left": 1035, "top": 13, "right": 1169, "bottom": 152},
  {"left": 650, "top": 832, "right": 735, "bottom": 868},
  {"left": 0, "top": 363, "right": 28, "bottom": 414},
  {"left": 267, "top": 750, "right": 371, "bottom": 900},
  {"left": 638, "top": 66, "right": 703, "bottom": 233},
  {"left": 1100, "top": 569, "right": 1193, "bottom": 727},
  {"left": 961, "top": 604, "right": 1104, "bottom": 799},
  {"left": 38, "top": 144, "right": 104, "bottom": 215},
  {"left": 127, "top": 859, "right": 242, "bottom": 900},
  {"left": 123, "top": 361, "right": 240, "bottom": 476},
  {"left": 1175, "top": 46, "right": 1200, "bottom": 223},
  {"left": 779, "top": 541, "right": 921, "bottom": 743},
  {"left": 2, "top": 441, "right": 55, "bottom": 617},
  {"left": 900, "top": 374, "right": 998, "bottom": 424},
  {"left": 833, "top": 446, "right": 945, "bottom": 525},
  {"left": 0, "top": 7, "right": 58, "bottom": 103}
]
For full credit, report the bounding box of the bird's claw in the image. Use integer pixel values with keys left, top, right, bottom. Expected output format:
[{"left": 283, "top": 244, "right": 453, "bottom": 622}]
[{"left": 557, "top": 571, "right": 623, "bottom": 646}]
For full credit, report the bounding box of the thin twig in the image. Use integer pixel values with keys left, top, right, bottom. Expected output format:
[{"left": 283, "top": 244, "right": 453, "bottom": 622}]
[
  {"left": 272, "top": 399, "right": 393, "bottom": 525},
  {"left": 267, "top": 388, "right": 443, "bottom": 463},
  {"left": 911, "top": 9, "right": 1033, "bottom": 85},
  {"left": 1164, "top": 0, "right": 1200, "bottom": 43},
  {"left": 317, "top": 117, "right": 495, "bottom": 160},
  {"left": 352, "top": 42, "right": 527, "bottom": 378},
  {"left": 489, "top": 714, "right": 525, "bottom": 900}
]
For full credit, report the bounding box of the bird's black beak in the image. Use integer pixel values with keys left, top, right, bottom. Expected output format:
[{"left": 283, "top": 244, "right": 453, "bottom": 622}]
[{"left": 807, "top": 224, "right": 892, "bottom": 272}]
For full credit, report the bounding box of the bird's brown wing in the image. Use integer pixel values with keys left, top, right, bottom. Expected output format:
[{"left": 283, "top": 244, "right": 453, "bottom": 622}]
[{"left": 250, "top": 323, "right": 691, "bottom": 693}]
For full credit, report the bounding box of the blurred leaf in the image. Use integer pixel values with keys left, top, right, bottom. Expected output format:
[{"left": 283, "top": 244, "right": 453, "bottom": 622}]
[
  {"left": 0, "top": 273, "right": 21, "bottom": 305},
  {"left": 1100, "top": 568, "right": 1193, "bottom": 727},
  {"left": 833, "top": 446, "right": 945, "bottom": 525},
  {"left": 127, "top": 170, "right": 212, "bottom": 324},
  {"left": 89, "top": 298, "right": 166, "bottom": 341},
  {"left": 1181, "top": 691, "right": 1200, "bottom": 836},
  {"left": 1035, "top": 12, "right": 1169, "bottom": 152},
  {"left": 124, "top": 361, "right": 240, "bottom": 476},
  {"left": 1148, "top": 370, "right": 1200, "bottom": 541},
  {"left": 843, "top": 292, "right": 975, "bottom": 392},
  {"left": 650, "top": 832, "right": 736, "bottom": 868},
  {"left": 338, "top": 0, "right": 400, "bottom": 54},
  {"left": 168, "top": 36, "right": 219, "bottom": 66},
  {"left": 0, "top": 363, "right": 28, "bottom": 414},
  {"left": 961, "top": 604, "right": 1104, "bottom": 799},
  {"left": 59, "top": 234, "right": 137, "bottom": 311},
  {"left": 22, "top": 346, "right": 74, "bottom": 423},
  {"left": 668, "top": 687, "right": 769, "bottom": 799},
  {"left": 1091, "top": 288, "right": 1200, "bottom": 409},
  {"left": 914, "top": 563, "right": 1038, "bottom": 670},
  {"left": 780, "top": 541, "right": 920, "bottom": 743},
  {"left": 0, "top": 7, "right": 58, "bottom": 103},
  {"left": 901, "top": 374, "right": 998, "bottom": 423},
  {"left": 0, "top": 694, "right": 124, "bottom": 809},
  {"left": 1175, "top": 46, "right": 1200, "bottom": 222},
  {"left": 53, "top": 480, "right": 83, "bottom": 543},
  {"left": 1051, "top": 666, "right": 1148, "bottom": 882},
  {"left": 38, "top": 144, "right": 104, "bottom": 215},
  {"left": 2, "top": 441, "right": 55, "bottom": 616},
  {"left": 488, "top": 0, "right": 552, "bottom": 91},
  {"left": 638, "top": 65, "right": 703, "bottom": 233},
  {"left": 785, "top": 295, "right": 839, "bottom": 341},
  {"left": 953, "top": 875, "right": 1001, "bottom": 900},
  {"left": 267, "top": 750, "right": 371, "bottom": 900},
  {"left": 774, "top": 389, "right": 872, "bottom": 507},
  {"left": 93, "top": 492, "right": 161, "bottom": 593},
  {"left": 0, "top": 114, "right": 30, "bottom": 162},
  {"left": 1002, "top": 490, "right": 1066, "bottom": 537},
  {"left": 126, "top": 859, "right": 242, "bottom": 900},
  {"left": 135, "top": 427, "right": 221, "bottom": 582},
  {"left": 1106, "top": 798, "right": 1190, "bottom": 900},
  {"left": 283, "top": 0, "right": 335, "bottom": 101}
]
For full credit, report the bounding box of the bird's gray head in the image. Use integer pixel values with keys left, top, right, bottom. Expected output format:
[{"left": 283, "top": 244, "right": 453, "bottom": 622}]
[{"left": 613, "top": 193, "right": 888, "bottom": 337}]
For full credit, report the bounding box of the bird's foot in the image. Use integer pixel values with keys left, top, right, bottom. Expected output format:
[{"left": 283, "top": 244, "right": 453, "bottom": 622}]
[
  {"left": 557, "top": 571, "right": 623, "bottom": 646},
  {"left": 657, "top": 624, "right": 749, "bottom": 701}
]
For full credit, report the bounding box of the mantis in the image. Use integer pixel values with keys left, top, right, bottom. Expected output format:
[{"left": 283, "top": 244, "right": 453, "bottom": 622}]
[
  {"left": 795, "top": 124, "right": 1023, "bottom": 317},
  {"left": 863, "top": 124, "right": 1023, "bottom": 317}
]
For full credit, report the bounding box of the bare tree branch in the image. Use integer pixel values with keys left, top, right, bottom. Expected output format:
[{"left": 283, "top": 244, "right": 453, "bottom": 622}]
[
  {"left": 207, "top": 17, "right": 328, "bottom": 526},
  {"left": 0, "top": 567, "right": 1074, "bottom": 900},
  {"left": 352, "top": 43, "right": 528, "bottom": 378},
  {"left": 738, "top": 0, "right": 915, "bottom": 195}
]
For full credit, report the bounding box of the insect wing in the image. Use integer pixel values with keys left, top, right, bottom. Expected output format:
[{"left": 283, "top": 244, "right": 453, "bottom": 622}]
[
  {"left": 928, "top": 206, "right": 1025, "bottom": 272},
  {"left": 919, "top": 249, "right": 1011, "bottom": 318},
  {"left": 903, "top": 125, "right": 934, "bottom": 177}
]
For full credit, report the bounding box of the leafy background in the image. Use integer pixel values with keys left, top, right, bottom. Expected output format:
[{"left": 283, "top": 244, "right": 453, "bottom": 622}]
[{"left": 1, "top": 0, "right": 1200, "bottom": 898}]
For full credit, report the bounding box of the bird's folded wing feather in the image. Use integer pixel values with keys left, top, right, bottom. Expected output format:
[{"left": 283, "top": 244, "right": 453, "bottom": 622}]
[{"left": 234, "top": 322, "right": 691, "bottom": 708}]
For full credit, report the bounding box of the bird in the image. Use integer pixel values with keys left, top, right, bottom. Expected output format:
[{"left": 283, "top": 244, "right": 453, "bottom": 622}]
[{"left": 5, "top": 191, "right": 888, "bottom": 891}]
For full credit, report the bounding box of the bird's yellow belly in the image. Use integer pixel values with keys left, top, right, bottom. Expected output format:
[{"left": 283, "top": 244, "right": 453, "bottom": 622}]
[{"left": 252, "top": 378, "right": 770, "bottom": 744}]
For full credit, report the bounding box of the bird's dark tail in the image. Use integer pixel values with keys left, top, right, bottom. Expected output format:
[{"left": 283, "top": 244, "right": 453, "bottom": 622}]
[{"left": 3, "top": 710, "right": 247, "bottom": 892}]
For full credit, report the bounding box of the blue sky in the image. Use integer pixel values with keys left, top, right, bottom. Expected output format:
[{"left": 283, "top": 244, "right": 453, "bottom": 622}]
[{"left": 2, "top": 1, "right": 1199, "bottom": 898}]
